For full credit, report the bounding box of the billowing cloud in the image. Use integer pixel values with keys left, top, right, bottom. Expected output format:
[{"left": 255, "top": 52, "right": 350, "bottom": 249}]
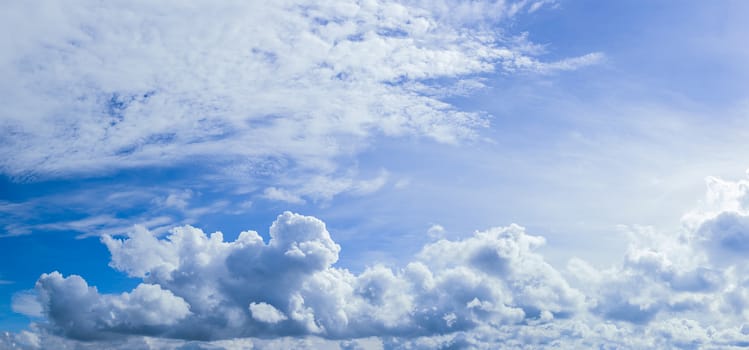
[
  {"left": 570, "top": 172, "right": 749, "bottom": 333},
  {"left": 35, "top": 272, "right": 191, "bottom": 340},
  {"left": 0, "top": 0, "right": 598, "bottom": 180},
  {"left": 697, "top": 212, "right": 749, "bottom": 264},
  {"left": 10, "top": 171, "right": 749, "bottom": 348},
  {"left": 27, "top": 212, "right": 580, "bottom": 342}
]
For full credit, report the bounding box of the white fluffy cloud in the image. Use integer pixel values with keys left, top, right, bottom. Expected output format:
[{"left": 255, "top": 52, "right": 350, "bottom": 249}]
[
  {"left": 250, "top": 302, "right": 288, "bottom": 324},
  {"left": 0, "top": 0, "right": 598, "bottom": 180},
  {"left": 0, "top": 170, "right": 744, "bottom": 349},
  {"left": 11, "top": 170, "right": 749, "bottom": 348},
  {"left": 568, "top": 172, "right": 749, "bottom": 333},
  {"left": 25, "top": 212, "right": 581, "bottom": 342},
  {"left": 34, "top": 272, "right": 191, "bottom": 340}
]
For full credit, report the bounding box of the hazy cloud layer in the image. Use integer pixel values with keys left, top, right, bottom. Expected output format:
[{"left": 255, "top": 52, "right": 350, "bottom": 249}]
[{"left": 7, "top": 171, "right": 749, "bottom": 348}]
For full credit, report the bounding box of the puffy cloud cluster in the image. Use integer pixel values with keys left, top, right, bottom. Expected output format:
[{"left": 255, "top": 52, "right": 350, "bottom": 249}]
[
  {"left": 34, "top": 274, "right": 190, "bottom": 340},
  {"left": 692, "top": 176, "right": 749, "bottom": 267},
  {"left": 590, "top": 174, "right": 749, "bottom": 323},
  {"left": 11, "top": 172, "right": 749, "bottom": 348},
  {"left": 26, "top": 212, "right": 580, "bottom": 342},
  {"left": 0, "top": 0, "right": 598, "bottom": 179}
]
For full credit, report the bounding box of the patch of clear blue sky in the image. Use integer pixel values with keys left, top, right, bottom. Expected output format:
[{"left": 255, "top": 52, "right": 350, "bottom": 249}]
[
  {"left": 512, "top": 0, "right": 749, "bottom": 105},
  {"left": 2, "top": 0, "right": 749, "bottom": 332}
]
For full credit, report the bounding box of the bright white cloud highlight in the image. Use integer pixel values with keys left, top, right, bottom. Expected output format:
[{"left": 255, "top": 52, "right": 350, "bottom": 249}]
[{"left": 250, "top": 302, "right": 289, "bottom": 324}]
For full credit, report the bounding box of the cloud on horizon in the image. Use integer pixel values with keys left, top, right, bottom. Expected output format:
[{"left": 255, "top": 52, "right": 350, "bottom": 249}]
[
  {"left": 31, "top": 212, "right": 580, "bottom": 341},
  {"left": 6, "top": 171, "right": 749, "bottom": 349}
]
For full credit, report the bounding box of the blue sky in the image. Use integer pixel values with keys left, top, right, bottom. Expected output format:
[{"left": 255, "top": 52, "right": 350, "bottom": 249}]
[{"left": 2, "top": 0, "right": 749, "bottom": 348}]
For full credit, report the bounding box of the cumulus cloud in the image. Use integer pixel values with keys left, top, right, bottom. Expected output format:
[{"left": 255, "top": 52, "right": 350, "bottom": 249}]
[
  {"left": 0, "top": 0, "right": 598, "bottom": 180},
  {"left": 26, "top": 212, "right": 582, "bottom": 342},
  {"left": 426, "top": 224, "right": 446, "bottom": 239},
  {"left": 34, "top": 272, "right": 191, "bottom": 340},
  {"left": 10, "top": 167, "right": 749, "bottom": 348},
  {"left": 697, "top": 212, "right": 749, "bottom": 265},
  {"left": 561, "top": 170, "right": 749, "bottom": 336},
  {"left": 17, "top": 173, "right": 749, "bottom": 348},
  {"left": 250, "top": 302, "right": 288, "bottom": 324}
]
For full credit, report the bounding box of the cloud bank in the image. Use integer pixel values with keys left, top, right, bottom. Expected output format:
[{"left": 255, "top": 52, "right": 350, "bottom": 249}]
[
  {"left": 37, "top": 212, "right": 579, "bottom": 341},
  {"left": 6, "top": 170, "right": 749, "bottom": 348}
]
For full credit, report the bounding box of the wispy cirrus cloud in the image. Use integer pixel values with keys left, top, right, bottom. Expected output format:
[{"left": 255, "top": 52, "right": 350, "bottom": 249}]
[
  {"left": 0, "top": 0, "right": 599, "bottom": 181},
  {"left": 0, "top": 185, "right": 235, "bottom": 238}
]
